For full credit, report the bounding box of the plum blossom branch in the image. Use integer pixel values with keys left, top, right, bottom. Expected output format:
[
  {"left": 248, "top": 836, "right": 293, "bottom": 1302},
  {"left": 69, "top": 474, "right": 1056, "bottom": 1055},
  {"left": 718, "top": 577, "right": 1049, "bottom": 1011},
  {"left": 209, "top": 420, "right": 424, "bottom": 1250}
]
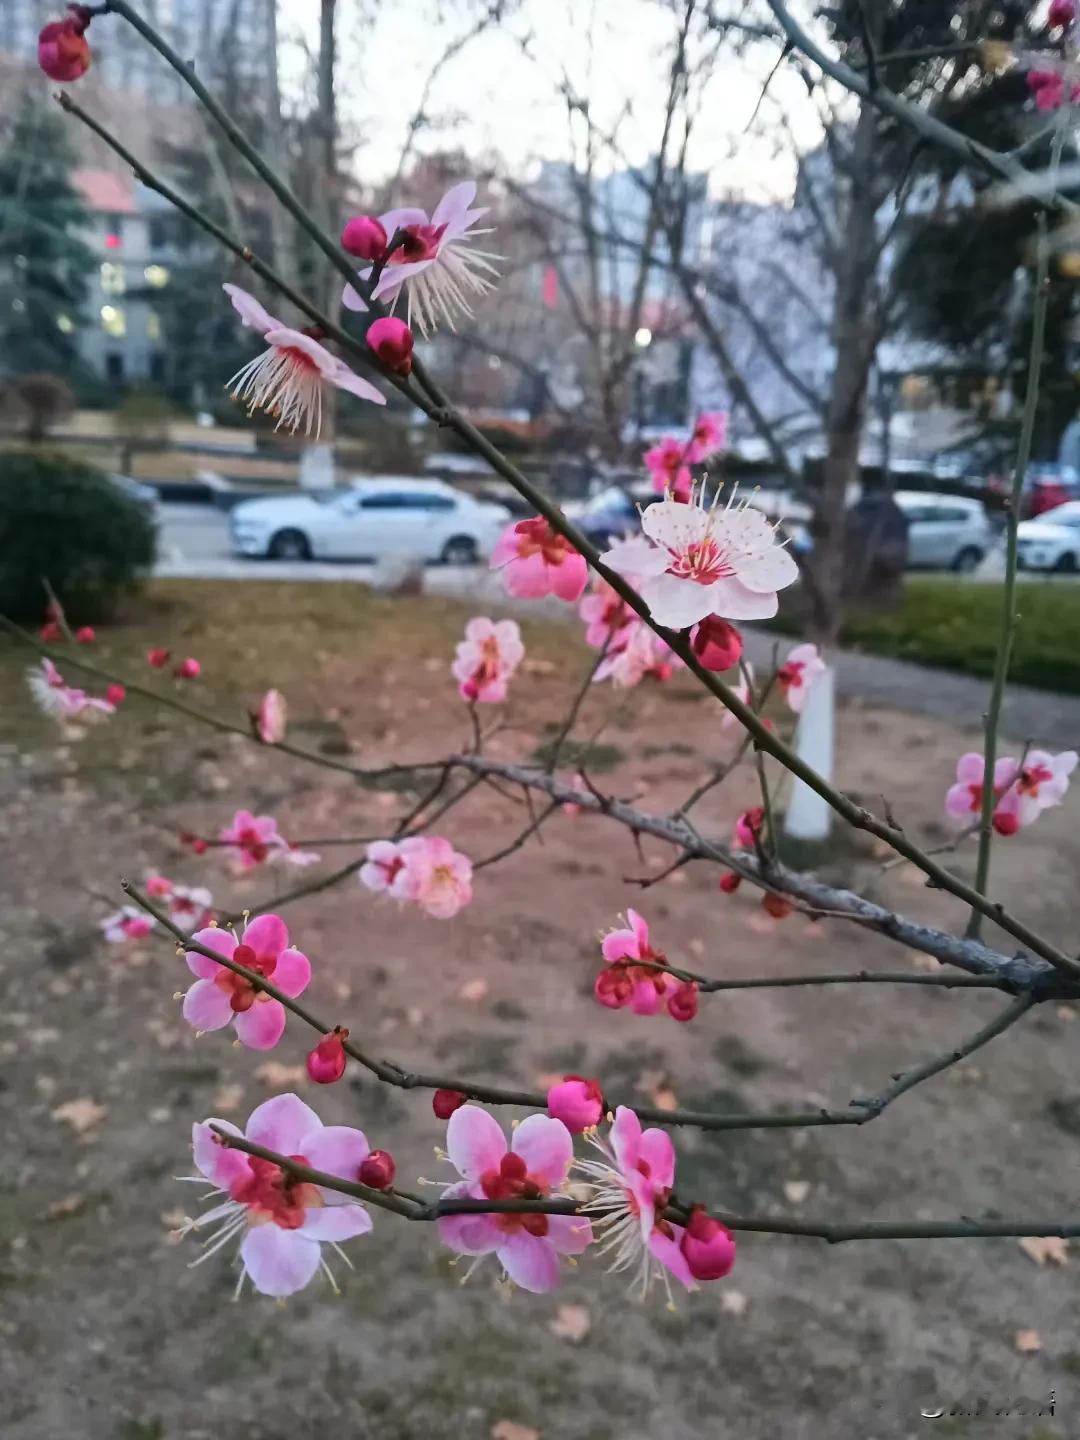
[{"left": 207, "top": 1127, "right": 1080, "bottom": 1248}]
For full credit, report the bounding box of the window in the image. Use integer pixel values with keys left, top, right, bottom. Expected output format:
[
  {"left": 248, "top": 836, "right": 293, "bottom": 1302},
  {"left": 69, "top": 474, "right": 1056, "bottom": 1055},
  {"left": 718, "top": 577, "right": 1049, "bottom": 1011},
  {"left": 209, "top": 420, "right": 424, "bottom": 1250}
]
[
  {"left": 149, "top": 352, "right": 166, "bottom": 384},
  {"left": 100, "top": 261, "right": 126, "bottom": 295},
  {"left": 100, "top": 305, "right": 126, "bottom": 337},
  {"left": 104, "top": 215, "right": 123, "bottom": 250},
  {"left": 937, "top": 508, "right": 971, "bottom": 524},
  {"left": 148, "top": 217, "right": 168, "bottom": 249},
  {"left": 146, "top": 312, "right": 161, "bottom": 341},
  {"left": 359, "top": 492, "right": 455, "bottom": 511},
  {"left": 106, "top": 353, "right": 125, "bottom": 382},
  {"left": 144, "top": 264, "right": 170, "bottom": 289}
]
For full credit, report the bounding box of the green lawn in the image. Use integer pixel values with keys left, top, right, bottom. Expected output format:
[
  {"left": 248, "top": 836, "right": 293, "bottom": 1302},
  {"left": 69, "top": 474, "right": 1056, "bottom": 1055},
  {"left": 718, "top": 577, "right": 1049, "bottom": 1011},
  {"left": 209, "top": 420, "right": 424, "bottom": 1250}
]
[{"left": 792, "top": 578, "right": 1080, "bottom": 694}]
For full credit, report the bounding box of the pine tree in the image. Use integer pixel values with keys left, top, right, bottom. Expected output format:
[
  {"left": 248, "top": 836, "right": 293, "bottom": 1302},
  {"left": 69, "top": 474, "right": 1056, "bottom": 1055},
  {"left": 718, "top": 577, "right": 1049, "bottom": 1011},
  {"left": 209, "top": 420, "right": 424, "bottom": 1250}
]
[{"left": 0, "top": 96, "right": 94, "bottom": 378}]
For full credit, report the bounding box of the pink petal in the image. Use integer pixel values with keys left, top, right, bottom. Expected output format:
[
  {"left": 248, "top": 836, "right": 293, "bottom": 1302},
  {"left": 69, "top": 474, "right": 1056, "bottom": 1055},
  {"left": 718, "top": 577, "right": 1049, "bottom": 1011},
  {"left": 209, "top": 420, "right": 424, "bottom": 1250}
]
[
  {"left": 331, "top": 366, "right": 387, "bottom": 406},
  {"left": 610, "top": 1106, "right": 642, "bottom": 1172},
  {"left": 432, "top": 181, "right": 477, "bottom": 229},
  {"left": 191, "top": 1119, "right": 249, "bottom": 1188},
  {"left": 629, "top": 978, "right": 663, "bottom": 1015},
  {"left": 182, "top": 978, "right": 234, "bottom": 1032},
  {"left": 955, "top": 752, "right": 984, "bottom": 785},
  {"left": 993, "top": 757, "right": 1020, "bottom": 790},
  {"left": 511, "top": 1114, "right": 573, "bottom": 1187},
  {"left": 302, "top": 1124, "right": 370, "bottom": 1196},
  {"left": 641, "top": 498, "right": 710, "bottom": 549},
  {"left": 240, "top": 1224, "right": 321, "bottom": 1297},
  {"left": 242, "top": 914, "right": 289, "bottom": 963},
  {"left": 603, "top": 536, "right": 668, "bottom": 578},
  {"left": 551, "top": 554, "right": 588, "bottom": 602},
  {"left": 497, "top": 1233, "right": 561, "bottom": 1293},
  {"left": 649, "top": 1227, "right": 696, "bottom": 1289},
  {"left": 342, "top": 283, "right": 369, "bottom": 313},
  {"left": 437, "top": 1182, "right": 502, "bottom": 1255},
  {"left": 701, "top": 576, "right": 780, "bottom": 621},
  {"left": 246, "top": 1092, "right": 323, "bottom": 1153},
  {"left": 546, "top": 1213, "right": 594, "bottom": 1255},
  {"left": 298, "top": 1204, "right": 372, "bottom": 1241},
  {"left": 945, "top": 783, "right": 975, "bottom": 819},
  {"left": 601, "top": 927, "right": 640, "bottom": 963},
  {"left": 223, "top": 282, "right": 280, "bottom": 334},
  {"left": 446, "top": 1104, "right": 506, "bottom": 1179},
  {"left": 187, "top": 926, "right": 236, "bottom": 979},
  {"left": 273, "top": 947, "right": 311, "bottom": 998},
  {"left": 640, "top": 573, "right": 719, "bottom": 629},
  {"left": 371, "top": 257, "right": 433, "bottom": 298},
  {"left": 504, "top": 551, "right": 554, "bottom": 598},
  {"left": 627, "top": 909, "right": 649, "bottom": 949},
  {"left": 378, "top": 205, "right": 430, "bottom": 234},
  {"left": 638, "top": 1127, "right": 676, "bottom": 1189},
  {"left": 233, "top": 997, "right": 287, "bottom": 1050}
]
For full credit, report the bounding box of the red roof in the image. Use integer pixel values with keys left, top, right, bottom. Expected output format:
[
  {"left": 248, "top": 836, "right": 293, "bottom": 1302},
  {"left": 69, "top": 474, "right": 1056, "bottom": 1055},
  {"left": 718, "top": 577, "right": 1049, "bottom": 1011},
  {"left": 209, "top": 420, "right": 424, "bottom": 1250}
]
[{"left": 72, "top": 168, "right": 137, "bottom": 215}]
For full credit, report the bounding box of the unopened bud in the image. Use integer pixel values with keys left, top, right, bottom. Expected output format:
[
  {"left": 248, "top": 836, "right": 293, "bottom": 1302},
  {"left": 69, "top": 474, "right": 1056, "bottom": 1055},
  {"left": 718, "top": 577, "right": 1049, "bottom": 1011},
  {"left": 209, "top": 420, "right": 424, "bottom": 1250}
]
[
  {"left": 432, "top": 1088, "right": 466, "bottom": 1119},
  {"left": 306, "top": 1027, "right": 348, "bottom": 1084},
  {"left": 358, "top": 1149, "right": 396, "bottom": 1190}
]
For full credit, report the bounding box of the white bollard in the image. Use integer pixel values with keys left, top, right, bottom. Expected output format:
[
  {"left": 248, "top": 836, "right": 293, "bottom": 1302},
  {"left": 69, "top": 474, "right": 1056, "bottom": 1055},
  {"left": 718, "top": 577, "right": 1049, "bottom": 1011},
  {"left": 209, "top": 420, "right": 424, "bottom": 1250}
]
[{"left": 783, "top": 663, "right": 835, "bottom": 841}]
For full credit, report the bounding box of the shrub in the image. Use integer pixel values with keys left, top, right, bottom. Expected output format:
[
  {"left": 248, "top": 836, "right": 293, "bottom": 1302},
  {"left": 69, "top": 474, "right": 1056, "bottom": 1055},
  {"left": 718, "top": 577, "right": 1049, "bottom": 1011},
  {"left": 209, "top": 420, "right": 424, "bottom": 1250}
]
[
  {"left": 0, "top": 448, "right": 157, "bottom": 622},
  {"left": 0, "top": 372, "right": 75, "bottom": 442}
]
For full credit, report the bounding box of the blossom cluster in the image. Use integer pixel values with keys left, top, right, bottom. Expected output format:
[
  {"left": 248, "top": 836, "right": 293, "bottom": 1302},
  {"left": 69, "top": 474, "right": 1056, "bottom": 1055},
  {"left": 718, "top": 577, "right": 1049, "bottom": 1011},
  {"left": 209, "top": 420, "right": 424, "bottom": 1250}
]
[
  {"left": 359, "top": 835, "right": 474, "bottom": 918},
  {"left": 945, "top": 749, "right": 1077, "bottom": 835},
  {"left": 594, "top": 910, "right": 699, "bottom": 1022}
]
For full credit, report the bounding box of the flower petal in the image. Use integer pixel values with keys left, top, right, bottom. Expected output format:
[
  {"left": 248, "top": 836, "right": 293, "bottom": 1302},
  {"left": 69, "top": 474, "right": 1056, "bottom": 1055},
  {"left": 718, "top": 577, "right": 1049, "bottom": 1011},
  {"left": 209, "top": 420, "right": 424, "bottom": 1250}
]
[
  {"left": 246, "top": 1092, "right": 323, "bottom": 1153},
  {"left": 956, "top": 752, "right": 984, "bottom": 785},
  {"left": 641, "top": 498, "right": 710, "bottom": 549},
  {"left": 240, "top": 1224, "right": 321, "bottom": 1297},
  {"left": 182, "top": 978, "right": 233, "bottom": 1032},
  {"left": 233, "top": 998, "right": 287, "bottom": 1050},
  {"left": 273, "top": 948, "right": 311, "bottom": 997},
  {"left": 546, "top": 1212, "right": 594, "bottom": 1255},
  {"left": 609, "top": 1106, "right": 642, "bottom": 1171},
  {"left": 223, "top": 282, "right": 280, "bottom": 335},
  {"left": 649, "top": 1226, "right": 696, "bottom": 1290},
  {"left": 432, "top": 181, "right": 477, "bottom": 229},
  {"left": 498, "top": 1233, "right": 561, "bottom": 1293},
  {"left": 701, "top": 576, "right": 779, "bottom": 621},
  {"left": 242, "top": 914, "right": 289, "bottom": 963},
  {"left": 601, "top": 927, "right": 639, "bottom": 963},
  {"left": 446, "top": 1104, "right": 506, "bottom": 1179},
  {"left": 298, "top": 1203, "right": 372, "bottom": 1241},
  {"left": 342, "top": 283, "right": 369, "bottom": 313},
  {"left": 602, "top": 536, "right": 668, "bottom": 578},
  {"left": 437, "top": 1182, "right": 503, "bottom": 1255},
  {"left": 331, "top": 366, "right": 388, "bottom": 406},
  {"left": 638, "top": 1126, "right": 676, "bottom": 1189},
  {"left": 302, "top": 1124, "right": 370, "bottom": 1196},
  {"left": 187, "top": 926, "right": 236, "bottom": 978},
  {"left": 511, "top": 1114, "right": 573, "bottom": 1186},
  {"left": 191, "top": 1118, "right": 248, "bottom": 1188},
  {"left": 639, "top": 573, "right": 719, "bottom": 629}
]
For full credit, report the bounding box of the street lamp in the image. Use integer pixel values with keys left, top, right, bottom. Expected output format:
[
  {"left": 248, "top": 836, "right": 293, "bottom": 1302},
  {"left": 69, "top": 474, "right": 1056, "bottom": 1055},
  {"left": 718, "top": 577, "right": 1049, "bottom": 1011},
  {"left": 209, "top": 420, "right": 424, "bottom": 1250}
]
[{"left": 634, "top": 326, "right": 652, "bottom": 348}]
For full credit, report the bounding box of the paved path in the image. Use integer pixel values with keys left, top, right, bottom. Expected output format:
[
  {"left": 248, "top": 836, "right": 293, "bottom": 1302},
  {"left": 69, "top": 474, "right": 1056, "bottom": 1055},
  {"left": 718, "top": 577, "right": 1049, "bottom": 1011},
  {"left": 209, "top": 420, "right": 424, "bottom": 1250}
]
[{"left": 155, "top": 503, "right": 1080, "bottom": 748}]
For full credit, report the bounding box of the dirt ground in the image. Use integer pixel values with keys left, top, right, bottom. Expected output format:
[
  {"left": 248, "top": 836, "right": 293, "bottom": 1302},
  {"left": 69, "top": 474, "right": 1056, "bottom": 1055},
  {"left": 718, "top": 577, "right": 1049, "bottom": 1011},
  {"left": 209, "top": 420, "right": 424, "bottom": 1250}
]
[{"left": 1, "top": 581, "right": 1078, "bottom": 1440}]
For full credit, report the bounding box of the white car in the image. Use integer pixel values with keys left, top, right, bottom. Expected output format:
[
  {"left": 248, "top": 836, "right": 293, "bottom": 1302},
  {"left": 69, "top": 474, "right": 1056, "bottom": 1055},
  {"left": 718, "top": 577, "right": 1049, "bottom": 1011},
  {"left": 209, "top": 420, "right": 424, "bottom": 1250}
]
[
  {"left": 228, "top": 478, "right": 511, "bottom": 564},
  {"left": 1016, "top": 500, "right": 1080, "bottom": 573},
  {"left": 894, "top": 491, "right": 994, "bottom": 572}
]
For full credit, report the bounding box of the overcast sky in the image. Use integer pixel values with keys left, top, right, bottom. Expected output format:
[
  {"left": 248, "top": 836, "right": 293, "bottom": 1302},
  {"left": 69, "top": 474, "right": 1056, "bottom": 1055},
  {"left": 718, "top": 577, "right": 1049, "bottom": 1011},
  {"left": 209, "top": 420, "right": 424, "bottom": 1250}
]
[{"left": 278, "top": 0, "right": 821, "bottom": 201}]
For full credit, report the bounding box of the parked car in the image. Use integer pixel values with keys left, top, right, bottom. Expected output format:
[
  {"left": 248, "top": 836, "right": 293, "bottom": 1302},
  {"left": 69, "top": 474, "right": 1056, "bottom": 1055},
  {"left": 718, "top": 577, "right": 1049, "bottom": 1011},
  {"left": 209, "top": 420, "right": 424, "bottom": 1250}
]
[
  {"left": 1016, "top": 501, "right": 1080, "bottom": 573},
  {"left": 894, "top": 491, "right": 993, "bottom": 571},
  {"left": 228, "top": 478, "right": 511, "bottom": 563},
  {"left": 569, "top": 485, "right": 641, "bottom": 550}
]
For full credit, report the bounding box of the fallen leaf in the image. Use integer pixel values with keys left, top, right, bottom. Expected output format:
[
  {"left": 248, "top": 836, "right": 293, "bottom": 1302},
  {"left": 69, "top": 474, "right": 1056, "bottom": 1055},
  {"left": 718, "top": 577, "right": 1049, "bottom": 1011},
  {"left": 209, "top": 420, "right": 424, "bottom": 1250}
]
[
  {"left": 720, "top": 1289, "right": 748, "bottom": 1316},
  {"left": 549, "top": 1304, "right": 591, "bottom": 1342},
  {"left": 52, "top": 1098, "right": 107, "bottom": 1135},
  {"left": 459, "top": 978, "right": 489, "bottom": 1003},
  {"left": 1014, "top": 1328, "right": 1042, "bottom": 1353},
  {"left": 44, "top": 1193, "right": 87, "bottom": 1220},
  {"left": 492, "top": 1424, "right": 539, "bottom": 1440},
  {"left": 652, "top": 1085, "right": 678, "bottom": 1112},
  {"left": 254, "top": 1062, "right": 306, "bottom": 1088},
  {"left": 783, "top": 1180, "right": 810, "bottom": 1205},
  {"left": 1057, "top": 1005, "right": 1076, "bottom": 1023},
  {"left": 212, "top": 1083, "right": 244, "bottom": 1113},
  {"left": 1019, "top": 1235, "right": 1069, "bottom": 1267},
  {"left": 522, "top": 658, "right": 556, "bottom": 676}
]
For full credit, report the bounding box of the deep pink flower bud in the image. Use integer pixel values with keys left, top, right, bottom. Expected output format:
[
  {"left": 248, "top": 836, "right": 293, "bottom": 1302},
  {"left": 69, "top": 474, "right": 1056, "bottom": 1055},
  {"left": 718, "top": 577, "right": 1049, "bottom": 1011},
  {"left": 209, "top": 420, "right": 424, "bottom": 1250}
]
[
  {"left": 147, "top": 647, "right": 170, "bottom": 669},
  {"left": 680, "top": 1206, "right": 736, "bottom": 1281},
  {"left": 367, "top": 316, "right": 414, "bottom": 376},
  {"left": 719, "top": 871, "right": 741, "bottom": 895},
  {"left": 993, "top": 809, "right": 1020, "bottom": 837},
  {"left": 433, "top": 1088, "right": 466, "bottom": 1119},
  {"left": 75, "top": 625, "right": 96, "bottom": 644},
  {"left": 358, "top": 1149, "right": 396, "bottom": 1190},
  {"left": 761, "top": 892, "right": 792, "bottom": 920},
  {"left": 594, "top": 967, "right": 632, "bottom": 1009},
  {"left": 1050, "top": 0, "right": 1076, "bottom": 28},
  {"left": 667, "top": 980, "right": 699, "bottom": 1023},
  {"left": 38, "top": 12, "right": 92, "bottom": 83},
  {"left": 175, "top": 657, "right": 201, "bottom": 680},
  {"left": 341, "top": 215, "right": 388, "bottom": 260},
  {"left": 191, "top": 838, "right": 208, "bottom": 855},
  {"left": 690, "top": 616, "right": 743, "bottom": 672},
  {"left": 547, "top": 1075, "right": 604, "bottom": 1132},
  {"left": 39, "top": 620, "right": 62, "bottom": 642},
  {"left": 306, "top": 1027, "right": 348, "bottom": 1084},
  {"left": 106, "top": 683, "right": 126, "bottom": 706}
]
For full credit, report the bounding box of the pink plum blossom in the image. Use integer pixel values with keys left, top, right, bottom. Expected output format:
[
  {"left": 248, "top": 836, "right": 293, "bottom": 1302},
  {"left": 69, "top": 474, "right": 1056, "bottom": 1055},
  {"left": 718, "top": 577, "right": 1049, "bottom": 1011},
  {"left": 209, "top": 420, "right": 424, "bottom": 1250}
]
[
  {"left": 1011, "top": 749, "right": 1078, "bottom": 825},
  {"left": 602, "top": 488, "right": 798, "bottom": 629},
  {"left": 359, "top": 839, "right": 407, "bottom": 895},
  {"left": 167, "top": 885, "right": 214, "bottom": 929},
  {"left": 451, "top": 617, "right": 524, "bottom": 703},
  {"left": 686, "top": 411, "right": 728, "bottom": 464},
  {"left": 579, "top": 575, "right": 636, "bottom": 647},
  {"left": 595, "top": 909, "right": 672, "bottom": 1015},
  {"left": 491, "top": 517, "right": 588, "bottom": 602},
  {"left": 144, "top": 873, "right": 173, "bottom": 900},
  {"left": 342, "top": 181, "right": 498, "bottom": 336},
  {"left": 436, "top": 1104, "right": 592, "bottom": 1292},
  {"left": 26, "top": 658, "right": 116, "bottom": 724},
  {"left": 576, "top": 1106, "right": 707, "bottom": 1298},
  {"left": 254, "top": 689, "right": 287, "bottom": 744},
  {"left": 101, "top": 907, "right": 155, "bottom": 943},
  {"left": 776, "top": 643, "right": 826, "bottom": 713},
  {"left": 394, "top": 835, "right": 474, "bottom": 919},
  {"left": 594, "top": 621, "right": 676, "bottom": 688},
  {"left": 182, "top": 1093, "right": 373, "bottom": 1297},
  {"left": 223, "top": 283, "right": 385, "bottom": 438},
  {"left": 219, "top": 809, "right": 286, "bottom": 871},
  {"left": 644, "top": 437, "right": 693, "bottom": 502},
  {"left": 547, "top": 1076, "right": 604, "bottom": 1133},
  {"left": 945, "top": 753, "right": 1022, "bottom": 835},
  {"left": 182, "top": 914, "right": 311, "bottom": 1051}
]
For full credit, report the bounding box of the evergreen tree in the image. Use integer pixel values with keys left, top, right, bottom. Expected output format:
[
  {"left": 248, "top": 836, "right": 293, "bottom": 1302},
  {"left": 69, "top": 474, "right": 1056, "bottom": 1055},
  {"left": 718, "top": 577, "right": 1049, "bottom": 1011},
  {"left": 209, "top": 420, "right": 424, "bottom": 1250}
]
[{"left": 0, "top": 96, "right": 94, "bottom": 378}]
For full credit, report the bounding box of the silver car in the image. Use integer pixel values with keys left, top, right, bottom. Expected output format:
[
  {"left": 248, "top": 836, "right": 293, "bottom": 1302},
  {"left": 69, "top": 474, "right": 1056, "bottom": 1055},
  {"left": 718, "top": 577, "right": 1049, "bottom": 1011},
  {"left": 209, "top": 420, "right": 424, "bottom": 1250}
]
[{"left": 894, "top": 491, "right": 993, "bottom": 572}]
